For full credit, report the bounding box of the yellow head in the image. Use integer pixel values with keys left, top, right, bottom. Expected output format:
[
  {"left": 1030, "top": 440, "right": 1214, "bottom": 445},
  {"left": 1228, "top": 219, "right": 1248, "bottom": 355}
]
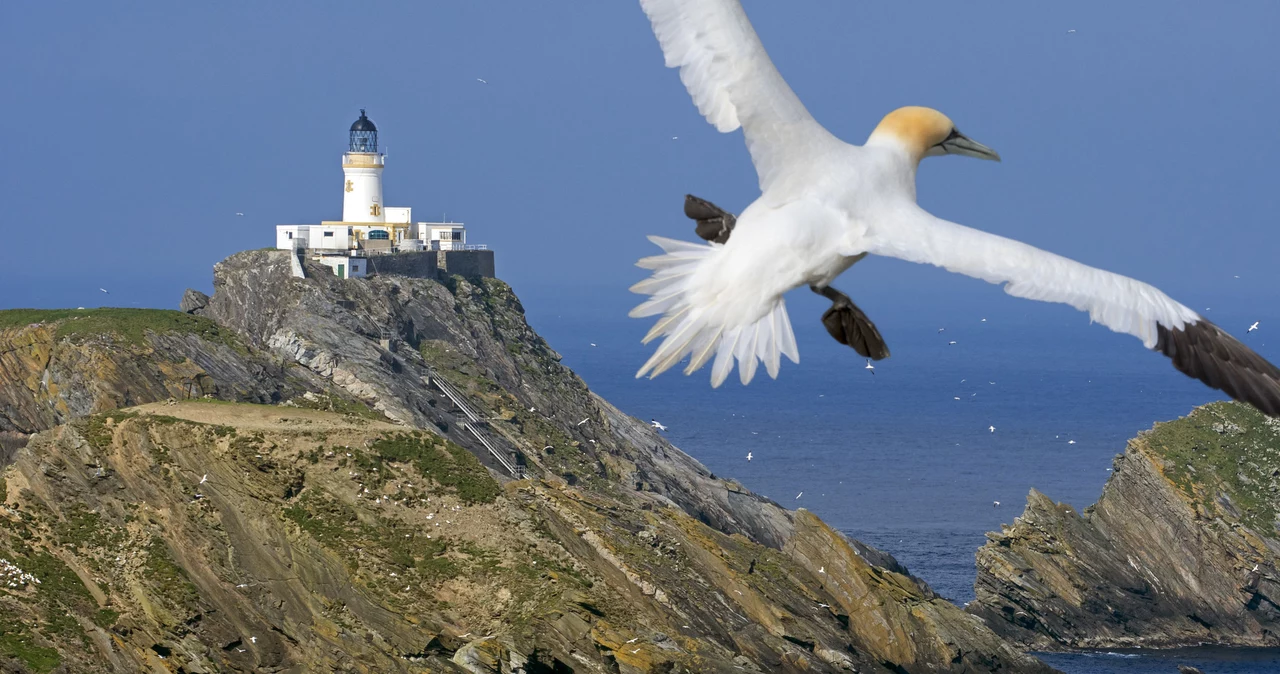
[{"left": 869, "top": 106, "right": 1000, "bottom": 164}]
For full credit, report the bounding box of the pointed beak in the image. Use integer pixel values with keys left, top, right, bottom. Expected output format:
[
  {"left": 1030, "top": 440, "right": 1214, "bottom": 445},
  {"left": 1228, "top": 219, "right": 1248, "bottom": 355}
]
[{"left": 940, "top": 129, "right": 1001, "bottom": 162}]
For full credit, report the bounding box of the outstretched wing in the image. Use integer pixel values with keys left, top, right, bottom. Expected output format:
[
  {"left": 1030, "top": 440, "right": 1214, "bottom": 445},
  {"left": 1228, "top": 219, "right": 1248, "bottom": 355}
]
[
  {"left": 639, "top": 0, "right": 840, "bottom": 191},
  {"left": 863, "top": 206, "right": 1280, "bottom": 416}
]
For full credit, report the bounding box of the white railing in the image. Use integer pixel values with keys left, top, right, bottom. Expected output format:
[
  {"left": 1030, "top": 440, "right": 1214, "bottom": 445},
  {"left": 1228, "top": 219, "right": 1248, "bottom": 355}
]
[{"left": 429, "top": 371, "right": 523, "bottom": 478}]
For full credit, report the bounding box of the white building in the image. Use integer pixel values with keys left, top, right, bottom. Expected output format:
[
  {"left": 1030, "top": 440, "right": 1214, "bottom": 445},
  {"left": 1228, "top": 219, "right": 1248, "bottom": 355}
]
[{"left": 276, "top": 110, "right": 486, "bottom": 278}]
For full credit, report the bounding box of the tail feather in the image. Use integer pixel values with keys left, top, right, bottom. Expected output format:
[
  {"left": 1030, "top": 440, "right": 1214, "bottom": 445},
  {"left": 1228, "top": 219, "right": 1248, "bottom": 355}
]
[{"left": 632, "top": 237, "right": 799, "bottom": 387}]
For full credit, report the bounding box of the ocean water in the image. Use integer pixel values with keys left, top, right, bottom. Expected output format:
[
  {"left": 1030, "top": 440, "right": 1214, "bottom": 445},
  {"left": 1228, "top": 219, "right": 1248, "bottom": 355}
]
[{"left": 530, "top": 304, "right": 1280, "bottom": 674}]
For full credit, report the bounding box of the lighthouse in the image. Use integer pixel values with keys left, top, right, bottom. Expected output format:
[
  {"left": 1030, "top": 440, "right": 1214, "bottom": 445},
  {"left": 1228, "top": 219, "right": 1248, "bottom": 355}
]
[
  {"left": 274, "top": 109, "right": 493, "bottom": 280},
  {"left": 342, "top": 109, "right": 385, "bottom": 223}
]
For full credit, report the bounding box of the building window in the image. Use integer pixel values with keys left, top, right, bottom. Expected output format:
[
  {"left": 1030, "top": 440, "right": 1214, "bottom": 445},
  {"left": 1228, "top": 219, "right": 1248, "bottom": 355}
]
[
  {"left": 323, "top": 231, "right": 334, "bottom": 237},
  {"left": 286, "top": 232, "right": 293, "bottom": 239},
  {"left": 351, "top": 264, "right": 359, "bottom": 272},
  {"left": 368, "top": 230, "right": 389, "bottom": 240},
  {"left": 451, "top": 231, "right": 462, "bottom": 241}
]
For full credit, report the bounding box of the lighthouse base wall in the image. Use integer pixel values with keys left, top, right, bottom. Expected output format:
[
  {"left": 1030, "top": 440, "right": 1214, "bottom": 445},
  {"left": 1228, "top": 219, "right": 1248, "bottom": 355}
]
[
  {"left": 437, "top": 250, "right": 495, "bottom": 279},
  {"left": 364, "top": 251, "right": 439, "bottom": 279}
]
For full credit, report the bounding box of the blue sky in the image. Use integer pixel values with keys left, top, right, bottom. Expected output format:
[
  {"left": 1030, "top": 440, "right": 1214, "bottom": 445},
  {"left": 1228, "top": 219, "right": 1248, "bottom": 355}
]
[{"left": 3, "top": 2, "right": 1279, "bottom": 339}]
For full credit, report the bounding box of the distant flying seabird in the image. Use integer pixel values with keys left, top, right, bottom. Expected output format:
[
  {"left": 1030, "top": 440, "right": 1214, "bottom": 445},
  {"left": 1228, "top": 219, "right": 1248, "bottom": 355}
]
[
  {"left": 1249, "top": 321, "right": 1260, "bottom": 333},
  {"left": 629, "top": 0, "right": 1280, "bottom": 416},
  {"left": 99, "top": 288, "right": 109, "bottom": 294},
  {"left": 865, "top": 358, "right": 875, "bottom": 375},
  {"left": 650, "top": 418, "right": 668, "bottom": 431},
  {"left": 746, "top": 451, "right": 752, "bottom": 461}
]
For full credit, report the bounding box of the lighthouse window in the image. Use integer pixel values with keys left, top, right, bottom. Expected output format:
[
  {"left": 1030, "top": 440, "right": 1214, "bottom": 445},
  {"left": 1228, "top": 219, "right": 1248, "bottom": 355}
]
[
  {"left": 323, "top": 231, "right": 334, "bottom": 237},
  {"left": 368, "top": 230, "right": 390, "bottom": 240}
]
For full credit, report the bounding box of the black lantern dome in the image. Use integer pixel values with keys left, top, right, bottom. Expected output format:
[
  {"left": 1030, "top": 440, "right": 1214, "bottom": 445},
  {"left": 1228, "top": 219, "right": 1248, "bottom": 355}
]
[{"left": 349, "top": 109, "right": 378, "bottom": 153}]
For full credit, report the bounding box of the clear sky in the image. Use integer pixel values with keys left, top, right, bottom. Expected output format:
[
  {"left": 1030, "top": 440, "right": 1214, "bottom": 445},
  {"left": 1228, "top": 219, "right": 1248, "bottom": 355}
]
[{"left": 4, "top": 2, "right": 1279, "bottom": 337}]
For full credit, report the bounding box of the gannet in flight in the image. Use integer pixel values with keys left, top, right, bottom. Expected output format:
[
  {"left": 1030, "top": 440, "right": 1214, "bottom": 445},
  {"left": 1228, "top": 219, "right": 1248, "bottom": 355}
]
[
  {"left": 630, "top": 0, "right": 1280, "bottom": 416},
  {"left": 1249, "top": 322, "right": 1260, "bottom": 333},
  {"left": 650, "top": 418, "right": 668, "bottom": 431}
]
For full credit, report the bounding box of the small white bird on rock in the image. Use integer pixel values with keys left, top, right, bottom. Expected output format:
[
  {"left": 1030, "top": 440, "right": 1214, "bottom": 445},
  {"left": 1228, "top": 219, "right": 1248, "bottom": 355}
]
[{"left": 629, "top": 0, "right": 1280, "bottom": 417}]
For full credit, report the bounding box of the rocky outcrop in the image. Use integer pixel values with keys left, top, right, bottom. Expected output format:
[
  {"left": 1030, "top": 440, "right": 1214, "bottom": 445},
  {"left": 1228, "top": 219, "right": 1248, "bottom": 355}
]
[
  {"left": 0, "top": 250, "right": 1059, "bottom": 672},
  {"left": 0, "top": 309, "right": 329, "bottom": 437},
  {"left": 180, "top": 288, "right": 210, "bottom": 314},
  {"left": 0, "top": 403, "right": 1052, "bottom": 673},
  {"left": 205, "top": 250, "right": 797, "bottom": 549},
  {"left": 969, "top": 402, "right": 1280, "bottom": 650}
]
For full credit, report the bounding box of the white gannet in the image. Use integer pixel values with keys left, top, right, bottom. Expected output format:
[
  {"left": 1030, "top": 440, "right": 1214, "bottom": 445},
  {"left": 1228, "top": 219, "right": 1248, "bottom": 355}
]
[
  {"left": 1249, "top": 321, "right": 1260, "bottom": 333},
  {"left": 746, "top": 451, "right": 752, "bottom": 461},
  {"left": 989, "top": 425, "right": 995, "bottom": 433},
  {"left": 630, "top": 0, "right": 1280, "bottom": 416},
  {"left": 650, "top": 418, "right": 668, "bottom": 431}
]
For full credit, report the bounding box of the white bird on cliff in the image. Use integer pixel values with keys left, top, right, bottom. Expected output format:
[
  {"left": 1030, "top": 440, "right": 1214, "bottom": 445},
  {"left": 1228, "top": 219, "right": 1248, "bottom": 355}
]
[
  {"left": 628, "top": 0, "right": 1280, "bottom": 417},
  {"left": 199, "top": 474, "right": 208, "bottom": 484},
  {"left": 651, "top": 419, "right": 668, "bottom": 431},
  {"left": 577, "top": 418, "right": 589, "bottom": 426}
]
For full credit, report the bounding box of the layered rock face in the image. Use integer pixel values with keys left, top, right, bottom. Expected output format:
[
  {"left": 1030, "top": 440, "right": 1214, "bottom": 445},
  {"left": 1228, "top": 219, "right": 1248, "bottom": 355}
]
[
  {"left": 969, "top": 402, "right": 1280, "bottom": 650},
  {"left": 0, "top": 309, "right": 327, "bottom": 437},
  {"left": 0, "top": 251, "right": 1055, "bottom": 673}
]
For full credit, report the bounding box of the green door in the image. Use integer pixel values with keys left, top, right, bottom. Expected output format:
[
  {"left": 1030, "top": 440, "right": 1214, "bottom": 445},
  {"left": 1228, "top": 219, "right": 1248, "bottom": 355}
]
[{"left": 338, "top": 264, "right": 345, "bottom": 279}]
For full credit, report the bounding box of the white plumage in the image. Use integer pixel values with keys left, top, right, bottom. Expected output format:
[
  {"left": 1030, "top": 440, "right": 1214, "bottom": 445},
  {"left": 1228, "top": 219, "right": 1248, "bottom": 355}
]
[{"left": 631, "top": 0, "right": 1232, "bottom": 394}]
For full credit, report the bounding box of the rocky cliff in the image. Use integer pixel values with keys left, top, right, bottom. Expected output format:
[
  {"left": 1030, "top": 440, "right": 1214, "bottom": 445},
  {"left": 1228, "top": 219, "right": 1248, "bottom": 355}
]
[
  {"left": 0, "top": 250, "right": 1055, "bottom": 673},
  {"left": 0, "top": 308, "right": 330, "bottom": 437},
  {"left": 969, "top": 402, "right": 1280, "bottom": 650}
]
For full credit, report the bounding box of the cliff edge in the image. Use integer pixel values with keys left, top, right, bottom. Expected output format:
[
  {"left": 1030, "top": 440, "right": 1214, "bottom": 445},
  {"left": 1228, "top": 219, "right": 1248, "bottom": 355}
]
[{"left": 969, "top": 401, "right": 1280, "bottom": 650}]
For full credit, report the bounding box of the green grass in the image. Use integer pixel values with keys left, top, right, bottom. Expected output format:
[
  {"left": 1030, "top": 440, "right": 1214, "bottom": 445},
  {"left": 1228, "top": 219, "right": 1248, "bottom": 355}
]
[
  {"left": 372, "top": 431, "right": 500, "bottom": 504},
  {"left": 53, "top": 505, "right": 123, "bottom": 550},
  {"left": 142, "top": 537, "right": 202, "bottom": 616},
  {"left": 0, "top": 617, "right": 60, "bottom": 673},
  {"left": 282, "top": 493, "right": 458, "bottom": 579},
  {"left": 1144, "top": 401, "right": 1280, "bottom": 534},
  {"left": 0, "top": 308, "right": 240, "bottom": 349},
  {"left": 290, "top": 393, "right": 384, "bottom": 421}
]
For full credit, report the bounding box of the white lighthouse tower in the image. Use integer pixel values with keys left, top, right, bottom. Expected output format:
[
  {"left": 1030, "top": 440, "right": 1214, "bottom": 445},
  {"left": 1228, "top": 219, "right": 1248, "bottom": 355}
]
[{"left": 342, "top": 109, "right": 385, "bottom": 223}]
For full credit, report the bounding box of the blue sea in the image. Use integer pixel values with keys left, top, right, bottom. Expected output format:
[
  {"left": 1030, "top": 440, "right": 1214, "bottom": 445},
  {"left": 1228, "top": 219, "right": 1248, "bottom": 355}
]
[{"left": 531, "top": 298, "right": 1280, "bottom": 674}]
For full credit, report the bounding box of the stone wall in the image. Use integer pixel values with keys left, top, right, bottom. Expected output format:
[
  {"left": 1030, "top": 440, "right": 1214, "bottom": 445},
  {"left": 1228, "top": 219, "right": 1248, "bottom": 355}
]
[
  {"left": 364, "top": 251, "right": 438, "bottom": 279},
  {"left": 437, "top": 250, "right": 495, "bottom": 279}
]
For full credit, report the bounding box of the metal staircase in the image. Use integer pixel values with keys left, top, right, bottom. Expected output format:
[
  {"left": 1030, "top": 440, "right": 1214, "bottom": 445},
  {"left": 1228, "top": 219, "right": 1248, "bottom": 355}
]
[{"left": 428, "top": 371, "right": 524, "bottom": 479}]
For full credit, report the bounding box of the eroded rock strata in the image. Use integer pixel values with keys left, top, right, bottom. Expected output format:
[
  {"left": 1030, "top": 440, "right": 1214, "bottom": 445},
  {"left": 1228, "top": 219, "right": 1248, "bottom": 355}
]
[
  {"left": 970, "top": 402, "right": 1280, "bottom": 650},
  {"left": 0, "top": 251, "right": 1054, "bottom": 673}
]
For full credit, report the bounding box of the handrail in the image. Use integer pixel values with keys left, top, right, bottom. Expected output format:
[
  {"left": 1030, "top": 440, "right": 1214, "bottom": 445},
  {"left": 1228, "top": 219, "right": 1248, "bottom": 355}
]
[{"left": 427, "top": 369, "right": 523, "bottom": 478}]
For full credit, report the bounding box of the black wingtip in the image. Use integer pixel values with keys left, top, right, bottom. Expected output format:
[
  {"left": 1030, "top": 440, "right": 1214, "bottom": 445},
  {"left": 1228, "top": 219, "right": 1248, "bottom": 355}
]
[{"left": 1155, "top": 319, "right": 1280, "bottom": 417}]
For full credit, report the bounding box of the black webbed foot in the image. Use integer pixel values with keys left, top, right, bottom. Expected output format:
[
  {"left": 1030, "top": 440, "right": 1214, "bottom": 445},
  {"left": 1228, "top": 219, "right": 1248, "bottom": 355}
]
[
  {"left": 811, "top": 285, "right": 890, "bottom": 360},
  {"left": 684, "top": 194, "right": 736, "bottom": 244}
]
